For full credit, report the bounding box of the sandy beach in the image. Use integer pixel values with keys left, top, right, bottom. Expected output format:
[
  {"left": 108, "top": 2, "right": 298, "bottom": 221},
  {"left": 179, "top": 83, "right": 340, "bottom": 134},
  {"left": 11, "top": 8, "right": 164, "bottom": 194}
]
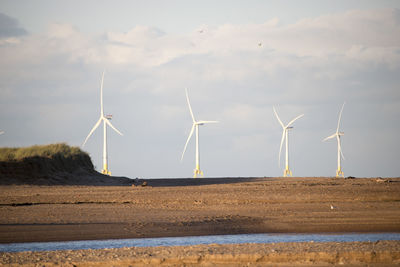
[
  {"left": 0, "top": 177, "right": 399, "bottom": 265},
  {"left": 2, "top": 241, "right": 400, "bottom": 266},
  {"left": 1, "top": 177, "right": 399, "bottom": 243}
]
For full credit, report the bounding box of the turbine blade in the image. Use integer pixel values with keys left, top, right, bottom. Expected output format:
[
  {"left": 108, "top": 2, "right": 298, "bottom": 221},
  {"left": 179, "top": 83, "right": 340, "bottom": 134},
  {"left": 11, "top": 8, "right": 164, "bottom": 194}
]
[
  {"left": 181, "top": 124, "right": 195, "bottom": 162},
  {"left": 273, "top": 106, "right": 285, "bottom": 128},
  {"left": 336, "top": 102, "right": 345, "bottom": 133},
  {"left": 82, "top": 117, "right": 103, "bottom": 147},
  {"left": 105, "top": 119, "right": 123, "bottom": 136},
  {"left": 278, "top": 129, "right": 285, "bottom": 167},
  {"left": 185, "top": 88, "right": 196, "bottom": 123},
  {"left": 323, "top": 133, "right": 337, "bottom": 142},
  {"left": 197, "top": 120, "right": 219, "bottom": 124},
  {"left": 100, "top": 71, "right": 105, "bottom": 116},
  {"left": 286, "top": 114, "right": 304, "bottom": 128}
]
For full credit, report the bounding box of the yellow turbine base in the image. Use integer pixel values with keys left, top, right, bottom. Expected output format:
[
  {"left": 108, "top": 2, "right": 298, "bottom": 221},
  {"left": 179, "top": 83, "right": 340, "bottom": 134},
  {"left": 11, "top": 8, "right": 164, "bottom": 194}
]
[
  {"left": 283, "top": 168, "right": 292, "bottom": 177},
  {"left": 102, "top": 164, "right": 111, "bottom": 176},
  {"left": 336, "top": 169, "right": 344, "bottom": 178},
  {"left": 193, "top": 167, "right": 203, "bottom": 178}
]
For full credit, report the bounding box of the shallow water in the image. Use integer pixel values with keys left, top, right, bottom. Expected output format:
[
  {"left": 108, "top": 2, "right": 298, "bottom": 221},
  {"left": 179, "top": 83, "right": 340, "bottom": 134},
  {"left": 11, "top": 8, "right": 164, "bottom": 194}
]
[{"left": 1, "top": 233, "right": 399, "bottom": 252}]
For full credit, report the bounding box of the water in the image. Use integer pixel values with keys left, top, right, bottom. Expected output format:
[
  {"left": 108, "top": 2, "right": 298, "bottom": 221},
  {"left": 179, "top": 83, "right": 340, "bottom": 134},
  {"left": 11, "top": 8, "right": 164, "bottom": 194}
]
[{"left": 1, "top": 233, "right": 399, "bottom": 253}]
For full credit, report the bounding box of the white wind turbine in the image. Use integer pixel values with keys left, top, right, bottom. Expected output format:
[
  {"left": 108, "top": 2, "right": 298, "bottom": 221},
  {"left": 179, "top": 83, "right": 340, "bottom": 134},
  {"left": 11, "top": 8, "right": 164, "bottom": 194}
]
[
  {"left": 323, "top": 102, "right": 345, "bottom": 177},
  {"left": 181, "top": 88, "right": 218, "bottom": 178},
  {"left": 273, "top": 107, "right": 304, "bottom": 177},
  {"left": 82, "top": 71, "right": 123, "bottom": 176}
]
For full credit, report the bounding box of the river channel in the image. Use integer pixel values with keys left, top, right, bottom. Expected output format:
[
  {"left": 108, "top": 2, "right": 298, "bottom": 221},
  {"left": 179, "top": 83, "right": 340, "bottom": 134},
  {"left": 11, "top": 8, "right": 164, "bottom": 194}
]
[{"left": 1, "top": 233, "right": 400, "bottom": 252}]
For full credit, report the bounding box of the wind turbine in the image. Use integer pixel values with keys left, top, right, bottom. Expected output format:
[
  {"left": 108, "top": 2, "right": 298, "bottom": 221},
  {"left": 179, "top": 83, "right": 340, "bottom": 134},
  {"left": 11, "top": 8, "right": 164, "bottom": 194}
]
[
  {"left": 273, "top": 107, "right": 304, "bottom": 177},
  {"left": 82, "top": 71, "right": 123, "bottom": 176},
  {"left": 181, "top": 88, "right": 218, "bottom": 178},
  {"left": 323, "top": 102, "right": 345, "bottom": 177}
]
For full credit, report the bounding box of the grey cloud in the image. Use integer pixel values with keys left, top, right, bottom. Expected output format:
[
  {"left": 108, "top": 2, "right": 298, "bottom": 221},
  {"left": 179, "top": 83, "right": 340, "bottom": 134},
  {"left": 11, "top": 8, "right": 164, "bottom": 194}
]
[{"left": 0, "top": 13, "right": 27, "bottom": 38}]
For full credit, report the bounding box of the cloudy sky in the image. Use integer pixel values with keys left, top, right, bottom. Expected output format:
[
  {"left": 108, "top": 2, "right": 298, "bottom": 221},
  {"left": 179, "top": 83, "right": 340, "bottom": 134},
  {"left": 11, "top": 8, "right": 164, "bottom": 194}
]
[{"left": 0, "top": 0, "right": 399, "bottom": 178}]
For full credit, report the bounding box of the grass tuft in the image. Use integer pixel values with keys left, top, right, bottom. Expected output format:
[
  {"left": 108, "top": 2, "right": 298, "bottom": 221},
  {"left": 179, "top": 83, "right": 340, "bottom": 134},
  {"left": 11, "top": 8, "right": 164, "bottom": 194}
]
[{"left": 0, "top": 143, "right": 89, "bottom": 162}]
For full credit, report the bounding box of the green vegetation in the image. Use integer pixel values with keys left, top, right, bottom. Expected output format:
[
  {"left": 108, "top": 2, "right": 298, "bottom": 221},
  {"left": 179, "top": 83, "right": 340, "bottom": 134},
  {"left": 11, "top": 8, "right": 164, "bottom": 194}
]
[
  {"left": 0, "top": 143, "right": 89, "bottom": 162},
  {"left": 0, "top": 143, "right": 132, "bottom": 185}
]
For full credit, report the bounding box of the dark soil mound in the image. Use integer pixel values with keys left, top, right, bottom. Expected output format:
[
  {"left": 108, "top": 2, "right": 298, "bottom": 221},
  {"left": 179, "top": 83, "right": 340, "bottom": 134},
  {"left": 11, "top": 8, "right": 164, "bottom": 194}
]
[{"left": 0, "top": 143, "right": 132, "bottom": 185}]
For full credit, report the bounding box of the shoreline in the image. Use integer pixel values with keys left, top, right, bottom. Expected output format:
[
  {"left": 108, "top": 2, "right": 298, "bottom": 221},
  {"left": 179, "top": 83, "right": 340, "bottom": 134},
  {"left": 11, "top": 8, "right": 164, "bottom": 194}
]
[
  {"left": 2, "top": 232, "right": 400, "bottom": 253},
  {"left": 1, "top": 177, "right": 399, "bottom": 265},
  {"left": 1, "top": 225, "right": 399, "bottom": 244},
  {"left": 2, "top": 241, "right": 400, "bottom": 266}
]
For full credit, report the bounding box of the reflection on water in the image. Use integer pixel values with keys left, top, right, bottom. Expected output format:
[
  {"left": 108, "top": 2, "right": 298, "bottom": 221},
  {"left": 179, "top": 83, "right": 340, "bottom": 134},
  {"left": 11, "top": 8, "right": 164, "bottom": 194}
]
[{"left": 1, "top": 233, "right": 400, "bottom": 252}]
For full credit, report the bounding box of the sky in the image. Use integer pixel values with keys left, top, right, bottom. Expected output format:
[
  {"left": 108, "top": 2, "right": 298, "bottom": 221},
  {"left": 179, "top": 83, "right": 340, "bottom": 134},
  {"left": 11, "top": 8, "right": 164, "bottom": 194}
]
[{"left": 0, "top": 1, "right": 399, "bottom": 178}]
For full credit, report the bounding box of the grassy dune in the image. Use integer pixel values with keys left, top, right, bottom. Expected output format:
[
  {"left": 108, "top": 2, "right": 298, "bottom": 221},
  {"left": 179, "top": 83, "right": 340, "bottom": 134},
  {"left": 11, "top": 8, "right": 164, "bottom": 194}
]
[
  {"left": 0, "top": 143, "right": 131, "bottom": 185},
  {"left": 0, "top": 143, "right": 89, "bottom": 162}
]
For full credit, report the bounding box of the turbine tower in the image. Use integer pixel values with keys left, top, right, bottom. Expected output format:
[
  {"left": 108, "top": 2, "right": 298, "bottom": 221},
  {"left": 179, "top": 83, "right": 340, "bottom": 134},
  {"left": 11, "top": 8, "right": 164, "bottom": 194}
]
[
  {"left": 323, "top": 102, "right": 345, "bottom": 177},
  {"left": 82, "top": 71, "right": 123, "bottom": 176},
  {"left": 273, "top": 107, "right": 304, "bottom": 177},
  {"left": 181, "top": 88, "right": 218, "bottom": 178}
]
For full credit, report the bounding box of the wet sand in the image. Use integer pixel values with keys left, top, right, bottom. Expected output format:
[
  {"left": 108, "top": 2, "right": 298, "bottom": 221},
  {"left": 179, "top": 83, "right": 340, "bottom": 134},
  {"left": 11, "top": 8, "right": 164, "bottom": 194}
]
[
  {"left": 0, "top": 177, "right": 399, "bottom": 265},
  {"left": 1, "top": 177, "right": 399, "bottom": 243}
]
